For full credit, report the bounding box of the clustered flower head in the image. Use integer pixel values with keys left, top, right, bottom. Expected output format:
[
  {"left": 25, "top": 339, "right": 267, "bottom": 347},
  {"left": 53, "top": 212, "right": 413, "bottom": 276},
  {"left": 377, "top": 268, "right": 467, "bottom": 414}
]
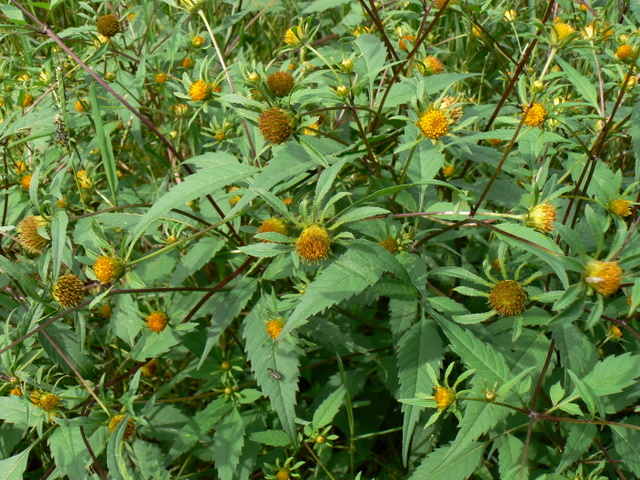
[
  {"left": 417, "top": 108, "right": 449, "bottom": 139},
  {"left": 434, "top": 386, "right": 456, "bottom": 411},
  {"left": 584, "top": 260, "right": 622, "bottom": 297},
  {"left": 283, "top": 25, "right": 305, "bottom": 45},
  {"left": 616, "top": 44, "right": 635, "bottom": 63},
  {"left": 52, "top": 274, "right": 85, "bottom": 308},
  {"left": 31, "top": 392, "right": 60, "bottom": 412},
  {"left": 96, "top": 14, "right": 120, "bottom": 38},
  {"left": 155, "top": 72, "right": 167, "bottom": 84},
  {"left": 551, "top": 18, "right": 575, "bottom": 47},
  {"left": 488, "top": 280, "right": 527, "bottom": 317},
  {"left": 189, "top": 79, "right": 210, "bottom": 102},
  {"left": 93, "top": 256, "right": 124, "bottom": 284},
  {"left": 418, "top": 56, "right": 444, "bottom": 75},
  {"left": 398, "top": 34, "right": 415, "bottom": 51},
  {"left": 21, "top": 174, "right": 32, "bottom": 190},
  {"left": 258, "top": 108, "right": 295, "bottom": 145},
  {"left": 522, "top": 102, "right": 547, "bottom": 127},
  {"left": 108, "top": 414, "right": 136, "bottom": 441},
  {"left": 266, "top": 318, "right": 285, "bottom": 339},
  {"left": 17, "top": 215, "right": 49, "bottom": 254},
  {"left": 146, "top": 311, "right": 169, "bottom": 332},
  {"left": 296, "top": 224, "right": 331, "bottom": 262},
  {"left": 257, "top": 217, "right": 290, "bottom": 242},
  {"left": 267, "top": 71, "right": 295, "bottom": 97},
  {"left": 608, "top": 199, "right": 632, "bottom": 218},
  {"left": 525, "top": 203, "right": 556, "bottom": 233},
  {"left": 379, "top": 237, "right": 399, "bottom": 254}
]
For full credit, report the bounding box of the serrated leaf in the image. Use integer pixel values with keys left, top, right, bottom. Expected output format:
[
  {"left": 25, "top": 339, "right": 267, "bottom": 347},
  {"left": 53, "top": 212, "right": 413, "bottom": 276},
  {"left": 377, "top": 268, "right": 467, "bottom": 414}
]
[
  {"left": 551, "top": 323, "right": 598, "bottom": 378},
  {"left": 279, "top": 240, "right": 413, "bottom": 338},
  {"left": 555, "top": 57, "right": 599, "bottom": 110},
  {"left": 581, "top": 353, "right": 640, "bottom": 396},
  {"left": 244, "top": 299, "right": 300, "bottom": 444},
  {"left": 249, "top": 430, "right": 291, "bottom": 447},
  {"left": 313, "top": 158, "right": 347, "bottom": 211},
  {"left": 38, "top": 323, "right": 93, "bottom": 376},
  {"left": 51, "top": 210, "right": 68, "bottom": 280},
  {"left": 106, "top": 416, "right": 133, "bottom": 480},
  {"left": 568, "top": 370, "right": 598, "bottom": 416},
  {"left": 408, "top": 441, "right": 485, "bottom": 480},
  {"left": 430, "top": 266, "right": 493, "bottom": 287},
  {"left": 312, "top": 386, "right": 346, "bottom": 430},
  {"left": 48, "top": 422, "right": 90, "bottom": 480},
  {"left": 556, "top": 423, "right": 596, "bottom": 474},
  {"left": 452, "top": 311, "right": 496, "bottom": 324},
  {"left": 170, "top": 237, "right": 225, "bottom": 285},
  {"left": 239, "top": 243, "right": 292, "bottom": 258},
  {"left": 611, "top": 419, "right": 640, "bottom": 477},
  {"left": 0, "top": 447, "right": 32, "bottom": 480},
  {"left": 0, "top": 395, "right": 44, "bottom": 427},
  {"left": 212, "top": 408, "right": 245, "bottom": 480},
  {"left": 498, "top": 434, "right": 525, "bottom": 480},
  {"left": 332, "top": 206, "right": 389, "bottom": 228},
  {"left": 397, "top": 319, "right": 444, "bottom": 463}
]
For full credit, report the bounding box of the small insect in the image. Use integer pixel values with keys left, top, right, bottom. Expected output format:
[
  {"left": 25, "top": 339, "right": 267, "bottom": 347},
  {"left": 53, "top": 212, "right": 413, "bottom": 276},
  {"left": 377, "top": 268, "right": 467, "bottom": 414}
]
[{"left": 267, "top": 368, "right": 283, "bottom": 380}]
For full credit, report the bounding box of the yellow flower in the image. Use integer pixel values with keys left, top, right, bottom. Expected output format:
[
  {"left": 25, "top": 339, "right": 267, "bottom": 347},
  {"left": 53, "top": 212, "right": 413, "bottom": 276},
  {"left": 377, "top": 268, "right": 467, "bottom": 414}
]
[
  {"left": 276, "top": 469, "right": 290, "bottom": 480},
  {"left": 525, "top": 203, "right": 556, "bottom": 233},
  {"left": 352, "top": 26, "right": 372, "bottom": 37},
  {"left": 488, "top": 280, "right": 527, "bottom": 317},
  {"left": 228, "top": 186, "right": 241, "bottom": 206},
  {"left": 303, "top": 123, "right": 319, "bottom": 136},
  {"left": 93, "top": 256, "right": 124, "bottom": 284},
  {"left": 17, "top": 215, "right": 49, "bottom": 254},
  {"left": 379, "top": 237, "right": 399, "bottom": 254},
  {"left": 608, "top": 199, "right": 632, "bottom": 218},
  {"left": 434, "top": 386, "right": 456, "bottom": 410},
  {"left": 419, "top": 56, "right": 444, "bottom": 75},
  {"left": 146, "top": 311, "right": 168, "bottom": 332},
  {"left": 31, "top": 392, "right": 60, "bottom": 411},
  {"left": 10, "top": 387, "right": 22, "bottom": 396},
  {"left": 284, "top": 26, "right": 304, "bottom": 45},
  {"left": 585, "top": 260, "right": 622, "bottom": 297},
  {"left": 616, "top": 44, "right": 634, "bottom": 62},
  {"left": 551, "top": 20, "right": 575, "bottom": 46},
  {"left": 181, "top": 57, "right": 194, "bottom": 69},
  {"left": 191, "top": 35, "right": 205, "bottom": 47},
  {"left": 52, "top": 274, "right": 86, "bottom": 308},
  {"left": 442, "top": 165, "right": 455, "bottom": 177},
  {"left": 522, "top": 102, "right": 547, "bottom": 127},
  {"left": 155, "top": 72, "right": 167, "bottom": 84},
  {"left": 13, "top": 160, "right": 27, "bottom": 174},
  {"left": 417, "top": 109, "right": 449, "bottom": 139},
  {"left": 142, "top": 359, "right": 158, "bottom": 377},
  {"left": 75, "top": 99, "right": 86, "bottom": 112},
  {"left": 108, "top": 415, "right": 136, "bottom": 441},
  {"left": 609, "top": 325, "right": 623, "bottom": 339},
  {"left": 398, "top": 34, "right": 415, "bottom": 51},
  {"left": 296, "top": 224, "right": 331, "bottom": 262},
  {"left": 257, "top": 218, "right": 290, "bottom": 242},
  {"left": 434, "top": 0, "right": 459, "bottom": 8},
  {"left": 77, "top": 169, "right": 92, "bottom": 189},
  {"left": 266, "top": 318, "right": 285, "bottom": 339},
  {"left": 20, "top": 174, "right": 32, "bottom": 190},
  {"left": 96, "top": 14, "right": 120, "bottom": 38},
  {"left": 189, "top": 79, "right": 210, "bottom": 102},
  {"left": 20, "top": 93, "right": 32, "bottom": 107}
]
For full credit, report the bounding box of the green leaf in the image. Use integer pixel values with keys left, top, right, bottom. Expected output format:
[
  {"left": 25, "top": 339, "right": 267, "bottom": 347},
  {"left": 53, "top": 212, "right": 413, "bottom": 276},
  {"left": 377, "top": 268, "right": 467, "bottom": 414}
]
[
  {"left": 332, "top": 206, "right": 389, "bottom": 228},
  {"left": 106, "top": 415, "right": 134, "bottom": 480},
  {"left": 430, "top": 266, "right": 493, "bottom": 287},
  {"left": 279, "top": 240, "right": 413, "bottom": 338},
  {"left": 312, "top": 385, "right": 346, "bottom": 430},
  {"left": 568, "top": 370, "right": 597, "bottom": 416},
  {"left": 244, "top": 299, "right": 301, "bottom": 444},
  {"left": 551, "top": 323, "right": 598, "bottom": 378},
  {"left": 313, "top": 158, "right": 347, "bottom": 212},
  {"left": 51, "top": 210, "right": 68, "bottom": 280},
  {"left": 555, "top": 424, "right": 596, "bottom": 474},
  {"left": 498, "top": 434, "right": 526, "bottom": 480},
  {"left": 248, "top": 430, "right": 291, "bottom": 447},
  {"left": 0, "top": 447, "right": 32, "bottom": 480},
  {"left": 48, "top": 422, "right": 91, "bottom": 480},
  {"left": 239, "top": 243, "right": 292, "bottom": 258},
  {"left": 212, "top": 408, "right": 245, "bottom": 480},
  {"left": 555, "top": 57, "right": 599, "bottom": 110},
  {"left": 355, "top": 34, "right": 387, "bottom": 80},
  {"left": 127, "top": 153, "right": 255, "bottom": 251},
  {"left": 581, "top": 353, "right": 640, "bottom": 396},
  {"left": 396, "top": 319, "right": 444, "bottom": 463},
  {"left": 90, "top": 83, "right": 118, "bottom": 204},
  {"left": 408, "top": 441, "right": 485, "bottom": 480},
  {"left": 38, "top": 323, "right": 94, "bottom": 377},
  {"left": 170, "top": 237, "right": 225, "bottom": 285},
  {"left": 612, "top": 419, "right": 640, "bottom": 477}
]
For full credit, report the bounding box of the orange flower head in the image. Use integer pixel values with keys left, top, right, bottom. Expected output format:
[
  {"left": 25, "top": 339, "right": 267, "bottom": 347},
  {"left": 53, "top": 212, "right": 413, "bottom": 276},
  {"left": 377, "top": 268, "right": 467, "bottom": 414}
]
[
  {"left": 522, "top": 102, "right": 547, "bottom": 127},
  {"left": 189, "top": 80, "right": 210, "bottom": 102},
  {"left": 74, "top": 99, "right": 86, "bottom": 112},
  {"left": 421, "top": 56, "right": 444, "bottom": 75},
  {"left": 276, "top": 469, "right": 290, "bottom": 480},
  {"left": 146, "top": 311, "right": 168, "bottom": 332},
  {"left": 417, "top": 109, "right": 449, "bottom": 139},
  {"left": 434, "top": 386, "right": 456, "bottom": 410},
  {"left": 10, "top": 387, "right": 22, "bottom": 396},
  {"left": 525, "top": 203, "right": 556, "bottom": 233},
  {"left": 585, "top": 260, "right": 622, "bottom": 297},
  {"left": 296, "top": 224, "right": 331, "bottom": 262},
  {"left": 267, "top": 71, "right": 295, "bottom": 97},
  {"left": 17, "top": 215, "right": 49, "bottom": 254},
  {"left": 155, "top": 72, "right": 167, "bottom": 84},
  {"left": 22, "top": 93, "right": 33, "bottom": 107},
  {"left": 97, "top": 14, "right": 120, "bottom": 38},
  {"left": 93, "top": 256, "right": 124, "bottom": 284},
  {"left": 609, "top": 325, "right": 623, "bottom": 339},
  {"left": 616, "top": 44, "right": 634, "bottom": 62},
  {"left": 258, "top": 108, "right": 295, "bottom": 145},
  {"left": 181, "top": 57, "right": 194, "bottom": 69},
  {"left": 398, "top": 34, "right": 415, "bottom": 51},
  {"left": 20, "top": 174, "right": 32, "bottom": 190},
  {"left": 489, "top": 280, "right": 527, "bottom": 317},
  {"left": 52, "top": 274, "right": 86, "bottom": 308},
  {"left": 266, "top": 318, "right": 285, "bottom": 339}
]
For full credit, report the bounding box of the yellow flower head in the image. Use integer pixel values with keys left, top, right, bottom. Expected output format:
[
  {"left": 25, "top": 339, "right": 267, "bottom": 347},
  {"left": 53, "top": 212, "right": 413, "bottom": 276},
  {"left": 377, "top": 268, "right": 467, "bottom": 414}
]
[
  {"left": 434, "top": 386, "right": 456, "bottom": 410},
  {"left": 296, "top": 224, "right": 332, "bottom": 262},
  {"left": 191, "top": 35, "right": 205, "bottom": 47},
  {"left": 181, "top": 57, "right": 194, "bottom": 69},
  {"left": 442, "top": 165, "right": 455, "bottom": 177},
  {"left": 284, "top": 26, "right": 305, "bottom": 45},
  {"left": 266, "top": 318, "right": 285, "bottom": 339},
  {"left": 609, "top": 324, "right": 623, "bottom": 339},
  {"left": 257, "top": 218, "right": 290, "bottom": 242},
  {"left": 93, "top": 256, "right": 124, "bottom": 284},
  {"left": 616, "top": 44, "right": 634, "bottom": 62},
  {"left": 488, "top": 280, "right": 527, "bottom": 317},
  {"left": 352, "top": 26, "right": 372, "bottom": 37},
  {"left": 379, "top": 237, "right": 399, "bottom": 254},
  {"left": 585, "top": 260, "right": 622, "bottom": 297},
  {"left": 417, "top": 109, "right": 449, "bottom": 139},
  {"left": 74, "top": 99, "right": 86, "bottom": 112},
  {"left": 31, "top": 392, "right": 60, "bottom": 411},
  {"left": 525, "top": 203, "right": 556, "bottom": 233},
  {"left": 398, "top": 34, "right": 415, "bottom": 51},
  {"left": 108, "top": 414, "right": 136, "bottom": 441},
  {"left": 189, "top": 79, "right": 210, "bottom": 102},
  {"left": 608, "top": 199, "right": 632, "bottom": 218},
  {"left": 155, "top": 72, "right": 167, "bottom": 84},
  {"left": 52, "top": 274, "right": 86, "bottom": 308},
  {"left": 421, "top": 56, "right": 444, "bottom": 75},
  {"left": 142, "top": 358, "right": 159, "bottom": 377},
  {"left": 17, "top": 215, "right": 49, "bottom": 254},
  {"left": 10, "top": 387, "right": 22, "bottom": 396},
  {"left": 551, "top": 20, "right": 575, "bottom": 46},
  {"left": 146, "top": 311, "right": 169, "bottom": 333},
  {"left": 20, "top": 174, "right": 32, "bottom": 190},
  {"left": 522, "top": 102, "right": 547, "bottom": 127},
  {"left": 22, "top": 93, "right": 33, "bottom": 108},
  {"left": 276, "top": 469, "right": 290, "bottom": 480}
]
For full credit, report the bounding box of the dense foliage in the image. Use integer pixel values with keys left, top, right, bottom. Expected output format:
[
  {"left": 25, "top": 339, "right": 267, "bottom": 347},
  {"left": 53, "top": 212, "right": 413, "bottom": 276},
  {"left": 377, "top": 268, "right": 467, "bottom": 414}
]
[{"left": 1, "top": 0, "right": 640, "bottom": 479}]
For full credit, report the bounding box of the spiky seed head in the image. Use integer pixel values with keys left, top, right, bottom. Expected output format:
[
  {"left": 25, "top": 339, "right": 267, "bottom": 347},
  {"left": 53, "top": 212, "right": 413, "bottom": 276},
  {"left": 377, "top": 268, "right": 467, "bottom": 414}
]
[
  {"left": 258, "top": 108, "right": 295, "bottom": 145},
  {"left": 257, "top": 218, "right": 290, "bottom": 242},
  {"left": 296, "top": 224, "right": 331, "bottom": 262},
  {"left": 266, "top": 318, "right": 285, "bottom": 339},
  {"left": 525, "top": 203, "right": 556, "bottom": 233},
  {"left": 97, "top": 14, "right": 120, "bottom": 38},
  {"left": 146, "top": 311, "right": 168, "bottom": 332},
  {"left": 17, "top": 216, "right": 50, "bottom": 254},
  {"left": 267, "top": 71, "right": 294, "bottom": 97},
  {"left": 489, "top": 280, "right": 527, "bottom": 317},
  {"left": 52, "top": 274, "right": 86, "bottom": 308},
  {"left": 585, "top": 260, "right": 622, "bottom": 297},
  {"left": 379, "top": 237, "right": 399, "bottom": 254},
  {"left": 417, "top": 109, "right": 449, "bottom": 139},
  {"left": 189, "top": 80, "right": 210, "bottom": 102},
  {"left": 608, "top": 199, "right": 632, "bottom": 218},
  {"left": 522, "top": 102, "right": 547, "bottom": 127},
  {"left": 93, "top": 256, "right": 124, "bottom": 284},
  {"left": 434, "top": 386, "right": 456, "bottom": 410},
  {"left": 108, "top": 415, "right": 136, "bottom": 441}
]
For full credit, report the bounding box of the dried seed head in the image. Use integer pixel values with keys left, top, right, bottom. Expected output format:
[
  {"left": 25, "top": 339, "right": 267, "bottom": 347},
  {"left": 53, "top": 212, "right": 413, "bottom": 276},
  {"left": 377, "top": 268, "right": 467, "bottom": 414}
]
[
  {"left": 146, "top": 311, "right": 168, "bottom": 332},
  {"left": 585, "top": 260, "right": 622, "bottom": 297},
  {"left": 258, "top": 108, "right": 295, "bottom": 145},
  {"left": 266, "top": 318, "right": 285, "bottom": 339},
  {"left": 52, "top": 274, "right": 85, "bottom": 308},
  {"left": 142, "top": 359, "right": 158, "bottom": 377},
  {"left": 296, "top": 224, "right": 331, "bottom": 262},
  {"left": 267, "top": 71, "right": 295, "bottom": 97},
  {"left": 97, "top": 14, "right": 120, "bottom": 38},
  {"left": 434, "top": 386, "right": 456, "bottom": 410},
  {"left": 525, "top": 203, "right": 556, "bottom": 233},
  {"left": 488, "top": 280, "right": 527, "bottom": 317},
  {"left": 93, "top": 256, "right": 124, "bottom": 284}
]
